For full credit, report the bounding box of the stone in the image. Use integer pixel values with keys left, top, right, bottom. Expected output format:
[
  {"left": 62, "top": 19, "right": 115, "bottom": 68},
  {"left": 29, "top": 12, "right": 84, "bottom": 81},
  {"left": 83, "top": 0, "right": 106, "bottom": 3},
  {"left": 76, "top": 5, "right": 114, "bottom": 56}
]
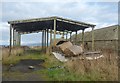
[{"left": 28, "top": 66, "right": 35, "bottom": 69}]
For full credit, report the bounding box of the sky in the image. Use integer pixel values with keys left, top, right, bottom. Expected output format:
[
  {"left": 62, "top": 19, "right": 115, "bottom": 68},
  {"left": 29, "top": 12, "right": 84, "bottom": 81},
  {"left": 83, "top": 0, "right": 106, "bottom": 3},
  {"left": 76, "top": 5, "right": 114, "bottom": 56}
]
[{"left": 0, "top": 0, "right": 118, "bottom": 45}]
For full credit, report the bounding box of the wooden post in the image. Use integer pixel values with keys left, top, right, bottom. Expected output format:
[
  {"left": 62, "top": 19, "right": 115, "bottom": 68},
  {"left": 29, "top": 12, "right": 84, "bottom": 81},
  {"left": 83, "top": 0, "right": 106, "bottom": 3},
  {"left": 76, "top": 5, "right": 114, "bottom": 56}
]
[
  {"left": 45, "top": 29, "right": 46, "bottom": 51},
  {"left": 43, "top": 30, "right": 45, "bottom": 50},
  {"left": 62, "top": 32, "right": 64, "bottom": 39},
  {"left": 45, "top": 30, "right": 46, "bottom": 47},
  {"left": 70, "top": 32, "right": 72, "bottom": 41},
  {"left": 92, "top": 27, "right": 94, "bottom": 51},
  {"left": 19, "top": 33, "right": 21, "bottom": 46},
  {"left": 16, "top": 32, "right": 19, "bottom": 46},
  {"left": 17, "top": 32, "right": 19, "bottom": 46},
  {"left": 75, "top": 31, "right": 77, "bottom": 44},
  {"left": 42, "top": 30, "right": 44, "bottom": 50},
  {"left": 47, "top": 29, "right": 49, "bottom": 47},
  {"left": 49, "top": 29, "right": 52, "bottom": 52},
  {"left": 13, "top": 28, "right": 14, "bottom": 46},
  {"left": 82, "top": 29, "right": 85, "bottom": 47},
  {"left": 18, "top": 33, "right": 21, "bottom": 46},
  {"left": 54, "top": 18, "right": 56, "bottom": 46},
  {"left": 66, "top": 31, "right": 67, "bottom": 40},
  {"left": 9, "top": 25, "right": 12, "bottom": 56},
  {"left": 50, "top": 29, "right": 52, "bottom": 45}
]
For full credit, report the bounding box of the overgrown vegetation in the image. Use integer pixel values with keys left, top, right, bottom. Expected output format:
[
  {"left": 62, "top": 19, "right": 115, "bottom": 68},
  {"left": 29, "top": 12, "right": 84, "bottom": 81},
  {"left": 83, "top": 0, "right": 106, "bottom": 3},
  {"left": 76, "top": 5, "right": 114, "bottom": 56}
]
[
  {"left": 2, "top": 48, "right": 44, "bottom": 65},
  {"left": 2, "top": 47, "right": 118, "bottom": 81}
]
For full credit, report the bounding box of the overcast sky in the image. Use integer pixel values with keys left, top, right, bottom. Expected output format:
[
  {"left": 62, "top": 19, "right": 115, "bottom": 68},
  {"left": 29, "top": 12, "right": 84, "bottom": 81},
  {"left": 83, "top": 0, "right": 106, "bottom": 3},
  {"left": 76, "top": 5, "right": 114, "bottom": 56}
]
[{"left": 0, "top": 1, "right": 118, "bottom": 45}]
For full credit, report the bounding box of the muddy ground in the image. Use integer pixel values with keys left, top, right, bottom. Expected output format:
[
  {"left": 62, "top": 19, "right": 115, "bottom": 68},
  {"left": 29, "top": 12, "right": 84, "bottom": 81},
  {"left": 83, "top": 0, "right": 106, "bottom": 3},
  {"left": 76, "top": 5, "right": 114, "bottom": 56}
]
[{"left": 2, "top": 59, "right": 47, "bottom": 81}]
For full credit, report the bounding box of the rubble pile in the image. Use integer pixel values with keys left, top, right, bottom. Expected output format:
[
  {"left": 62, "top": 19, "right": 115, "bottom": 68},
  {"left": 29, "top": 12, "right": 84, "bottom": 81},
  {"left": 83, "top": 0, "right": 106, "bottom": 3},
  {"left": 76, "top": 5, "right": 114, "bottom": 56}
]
[{"left": 52, "top": 40, "right": 103, "bottom": 62}]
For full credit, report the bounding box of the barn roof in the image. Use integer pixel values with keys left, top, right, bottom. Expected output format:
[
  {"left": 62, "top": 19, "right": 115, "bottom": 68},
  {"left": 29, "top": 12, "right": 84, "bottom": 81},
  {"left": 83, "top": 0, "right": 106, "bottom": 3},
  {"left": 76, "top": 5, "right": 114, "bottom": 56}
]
[{"left": 8, "top": 16, "right": 95, "bottom": 33}]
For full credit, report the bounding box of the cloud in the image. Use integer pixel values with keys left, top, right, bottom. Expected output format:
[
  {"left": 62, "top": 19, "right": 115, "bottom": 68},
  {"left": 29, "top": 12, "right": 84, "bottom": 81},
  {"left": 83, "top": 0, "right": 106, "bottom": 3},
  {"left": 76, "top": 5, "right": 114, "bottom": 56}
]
[
  {"left": 2, "top": 0, "right": 120, "bottom": 2},
  {"left": 0, "top": 40, "right": 9, "bottom": 45},
  {"left": 1, "top": 1, "right": 118, "bottom": 45},
  {"left": 21, "top": 32, "right": 42, "bottom": 45},
  {"left": 0, "top": 22, "right": 10, "bottom": 45},
  {"left": 0, "top": 22, "right": 9, "bottom": 31},
  {"left": 2, "top": 2, "right": 118, "bottom": 23}
]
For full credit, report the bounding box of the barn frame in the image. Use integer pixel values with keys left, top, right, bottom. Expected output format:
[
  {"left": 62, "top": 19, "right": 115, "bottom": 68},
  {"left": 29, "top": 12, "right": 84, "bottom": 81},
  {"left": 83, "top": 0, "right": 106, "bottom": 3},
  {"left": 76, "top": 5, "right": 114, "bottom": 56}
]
[{"left": 8, "top": 16, "right": 95, "bottom": 54}]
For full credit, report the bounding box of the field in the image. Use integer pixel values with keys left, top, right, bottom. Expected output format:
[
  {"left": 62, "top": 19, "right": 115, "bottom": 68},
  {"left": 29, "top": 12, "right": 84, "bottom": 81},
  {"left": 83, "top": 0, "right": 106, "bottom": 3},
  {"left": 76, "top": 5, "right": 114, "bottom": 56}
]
[{"left": 2, "top": 46, "right": 118, "bottom": 81}]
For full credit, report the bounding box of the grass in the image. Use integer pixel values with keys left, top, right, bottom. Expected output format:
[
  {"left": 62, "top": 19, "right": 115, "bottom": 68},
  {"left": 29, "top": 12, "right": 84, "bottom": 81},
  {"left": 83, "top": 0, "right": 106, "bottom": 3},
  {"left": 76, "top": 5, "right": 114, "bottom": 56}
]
[
  {"left": 32, "top": 52, "right": 103, "bottom": 81},
  {"left": 2, "top": 71, "right": 25, "bottom": 80},
  {"left": 2, "top": 48, "right": 46, "bottom": 65},
  {"left": 2, "top": 47, "right": 118, "bottom": 81},
  {"left": 34, "top": 67, "right": 102, "bottom": 81}
]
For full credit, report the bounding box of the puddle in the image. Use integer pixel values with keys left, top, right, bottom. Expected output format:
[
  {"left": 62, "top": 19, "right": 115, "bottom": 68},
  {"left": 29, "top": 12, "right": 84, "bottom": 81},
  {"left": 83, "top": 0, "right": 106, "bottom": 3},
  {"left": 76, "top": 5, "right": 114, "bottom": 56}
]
[{"left": 3, "top": 59, "right": 45, "bottom": 73}]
